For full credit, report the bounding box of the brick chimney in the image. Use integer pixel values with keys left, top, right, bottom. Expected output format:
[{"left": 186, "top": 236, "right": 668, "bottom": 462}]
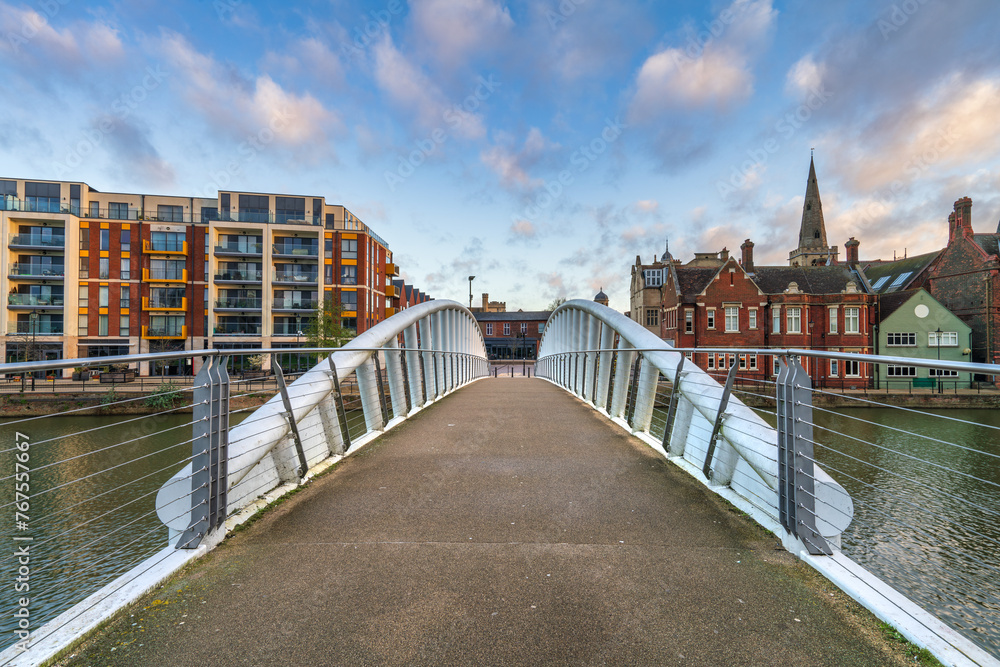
[
  {"left": 720, "top": 247, "right": 729, "bottom": 262},
  {"left": 954, "top": 197, "right": 973, "bottom": 240},
  {"left": 482, "top": 293, "right": 489, "bottom": 310},
  {"left": 845, "top": 237, "right": 860, "bottom": 265},
  {"left": 740, "top": 239, "right": 755, "bottom": 273}
]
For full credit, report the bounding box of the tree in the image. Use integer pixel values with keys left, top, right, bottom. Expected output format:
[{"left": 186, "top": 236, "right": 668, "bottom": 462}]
[
  {"left": 546, "top": 297, "right": 567, "bottom": 311},
  {"left": 304, "top": 296, "right": 356, "bottom": 352}
]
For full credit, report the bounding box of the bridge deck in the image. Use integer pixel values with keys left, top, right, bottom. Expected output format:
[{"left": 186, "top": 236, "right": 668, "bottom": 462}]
[{"left": 64, "top": 379, "right": 910, "bottom": 666}]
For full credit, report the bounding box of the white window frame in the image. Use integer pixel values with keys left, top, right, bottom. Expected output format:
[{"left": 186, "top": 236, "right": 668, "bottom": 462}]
[
  {"left": 786, "top": 307, "right": 801, "bottom": 334},
  {"left": 928, "top": 331, "right": 958, "bottom": 347},
  {"left": 520, "top": 322, "right": 527, "bottom": 334},
  {"left": 887, "top": 365, "right": 916, "bottom": 377},
  {"left": 503, "top": 322, "right": 510, "bottom": 335},
  {"left": 739, "top": 354, "right": 746, "bottom": 369},
  {"left": 748, "top": 354, "right": 757, "bottom": 370},
  {"left": 685, "top": 309, "right": 693, "bottom": 333},
  {"left": 485, "top": 323, "right": 493, "bottom": 335},
  {"left": 725, "top": 306, "right": 739, "bottom": 332},
  {"left": 845, "top": 307, "right": 860, "bottom": 334},
  {"left": 829, "top": 359, "right": 839, "bottom": 377},
  {"left": 772, "top": 307, "right": 781, "bottom": 334},
  {"left": 887, "top": 332, "right": 916, "bottom": 347},
  {"left": 844, "top": 359, "right": 861, "bottom": 377},
  {"left": 828, "top": 306, "right": 838, "bottom": 334},
  {"left": 929, "top": 368, "right": 959, "bottom": 377},
  {"left": 728, "top": 353, "right": 736, "bottom": 369},
  {"left": 707, "top": 354, "right": 715, "bottom": 370},
  {"left": 706, "top": 308, "right": 716, "bottom": 330},
  {"left": 748, "top": 308, "right": 757, "bottom": 329},
  {"left": 772, "top": 356, "right": 780, "bottom": 376}
]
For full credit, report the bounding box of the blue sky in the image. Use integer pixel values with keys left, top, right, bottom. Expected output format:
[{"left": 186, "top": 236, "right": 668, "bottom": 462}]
[{"left": 2, "top": 0, "right": 999, "bottom": 311}]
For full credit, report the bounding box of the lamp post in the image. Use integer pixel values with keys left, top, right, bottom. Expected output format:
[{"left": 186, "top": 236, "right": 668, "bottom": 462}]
[
  {"left": 29, "top": 311, "right": 37, "bottom": 391},
  {"left": 935, "top": 327, "right": 942, "bottom": 394},
  {"left": 297, "top": 330, "right": 304, "bottom": 372},
  {"left": 468, "top": 275, "right": 475, "bottom": 310}
]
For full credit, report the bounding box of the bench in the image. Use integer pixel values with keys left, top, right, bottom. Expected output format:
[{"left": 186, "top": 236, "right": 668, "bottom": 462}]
[
  {"left": 912, "top": 378, "right": 936, "bottom": 388},
  {"left": 100, "top": 372, "right": 135, "bottom": 383}
]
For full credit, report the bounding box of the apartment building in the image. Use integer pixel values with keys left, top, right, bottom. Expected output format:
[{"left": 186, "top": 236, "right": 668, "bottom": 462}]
[{"left": 1, "top": 177, "right": 406, "bottom": 376}]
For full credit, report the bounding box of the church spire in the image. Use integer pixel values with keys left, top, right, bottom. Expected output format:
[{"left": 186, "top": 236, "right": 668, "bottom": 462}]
[{"left": 789, "top": 154, "right": 838, "bottom": 266}]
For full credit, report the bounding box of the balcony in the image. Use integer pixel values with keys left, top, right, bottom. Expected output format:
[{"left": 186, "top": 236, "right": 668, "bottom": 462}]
[
  {"left": 143, "top": 239, "right": 188, "bottom": 255},
  {"left": 81, "top": 207, "right": 139, "bottom": 221},
  {"left": 7, "top": 294, "right": 64, "bottom": 309},
  {"left": 272, "top": 299, "right": 318, "bottom": 312},
  {"left": 213, "top": 322, "right": 262, "bottom": 336},
  {"left": 386, "top": 263, "right": 399, "bottom": 276},
  {"left": 214, "top": 270, "right": 263, "bottom": 284},
  {"left": 143, "top": 268, "right": 188, "bottom": 283},
  {"left": 271, "top": 272, "right": 318, "bottom": 286},
  {"left": 386, "top": 306, "right": 397, "bottom": 317},
  {"left": 1, "top": 198, "right": 65, "bottom": 214},
  {"left": 142, "top": 296, "right": 188, "bottom": 311},
  {"left": 385, "top": 284, "right": 398, "bottom": 298},
  {"left": 7, "top": 320, "right": 64, "bottom": 335},
  {"left": 214, "top": 243, "right": 263, "bottom": 257},
  {"left": 9, "top": 263, "right": 64, "bottom": 280},
  {"left": 272, "top": 243, "right": 319, "bottom": 258},
  {"left": 9, "top": 233, "right": 65, "bottom": 250},
  {"left": 142, "top": 325, "right": 188, "bottom": 339},
  {"left": 214, "top": 298, "right": 263, "bottom": 310}
]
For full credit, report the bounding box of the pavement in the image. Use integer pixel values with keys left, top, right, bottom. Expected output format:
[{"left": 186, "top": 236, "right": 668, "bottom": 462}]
[{"left": 61, "top": 379, "right": 914, "bottom": 666}]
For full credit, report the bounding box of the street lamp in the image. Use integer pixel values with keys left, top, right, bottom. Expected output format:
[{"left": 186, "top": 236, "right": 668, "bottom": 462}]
[
  {"left": 29, "top": 311, "right": 37, "bottom": 391},
  {"left": 468, "top": 276, "right": 475, "bottom": 309},
  {"left": 935, "top": 327, "right": 942, "bottom": 394}
]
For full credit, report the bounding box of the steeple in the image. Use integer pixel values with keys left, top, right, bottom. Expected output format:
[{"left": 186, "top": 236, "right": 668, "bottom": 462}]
[{"left": 789, "top": 154, "right": 838, "bottom": 267}]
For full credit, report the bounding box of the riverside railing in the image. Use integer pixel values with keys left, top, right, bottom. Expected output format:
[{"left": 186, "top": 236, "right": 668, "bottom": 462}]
[
  {"left": 536, "top": 299, "right": 999, "bottom": 667},
  {"left": 0, "top": 300, "right": 487, "bottom": 667}
]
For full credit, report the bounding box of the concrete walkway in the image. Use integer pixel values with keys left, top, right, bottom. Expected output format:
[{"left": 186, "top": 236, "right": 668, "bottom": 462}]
[{"left": 63, "top": 379, "right": 912, "bottom": 666}]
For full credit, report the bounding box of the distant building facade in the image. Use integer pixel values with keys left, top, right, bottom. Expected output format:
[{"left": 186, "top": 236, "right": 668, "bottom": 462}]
[{"left": 474, "top": 311, "right": 550, "bottom": 360}]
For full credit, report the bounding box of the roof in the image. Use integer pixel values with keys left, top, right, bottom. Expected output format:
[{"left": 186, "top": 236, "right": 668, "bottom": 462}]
[
  {"left": 473, "top": 311, "right": 551, "bottom": 322},
  {"left": 861, "top": 251, "right": 939, "bottom": 294},
  {"left": 675, "top": 267, "right": 718, "bottom": 299},
  {"left": 971, "top": 234, "right": 1000, "bottom": 258},
  {"left": 876, "top": 289, "right": 919, "bottom": 322},
  {"left": 594, "top": 290, "right": 608, "bottom": 300},
  {"left": 751, "top": 265, "right": 859, "bottom": 295}
]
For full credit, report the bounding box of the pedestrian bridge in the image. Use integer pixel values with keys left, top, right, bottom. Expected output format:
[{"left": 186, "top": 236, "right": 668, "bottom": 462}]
[{"left": 1, "top": 300, "right": 997, "bottom": 666}]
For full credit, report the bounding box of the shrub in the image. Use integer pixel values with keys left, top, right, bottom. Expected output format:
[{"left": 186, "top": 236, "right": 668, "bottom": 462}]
[{"left": 145, "top": 382, "right": 181, "bottom": 409}]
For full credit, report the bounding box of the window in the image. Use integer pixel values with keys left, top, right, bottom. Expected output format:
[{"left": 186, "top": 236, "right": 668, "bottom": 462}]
[
  {"left": 870, "top": 276, "right": 889, "bottom": 291},
  {"left": 79, "top": 256, "right": 88, "bottom": 279},
  {"left": 98, "top": 314, "right": 109, "bottom": 336},
  {"left": 120, "top": 287, "right": 130, "bottom": 309},
  {"left": 340, "top": 290, "right": 357, "bottom": 310},
  {"left": 120, "top": 258, "right": 130, "bottom": 280},
  {"left": 828, "top": 307, "right": 838, "bottom": 333},
  {"left": 830, "top": 359, "right": 839, "bottom": 377},
  {"left": 341, "top": 265, "right": 357, "bottom": 285},
  {"left": 845, "top": 307, "right": 860, "bottom": 334},
  {"left": 773, "top": 356, "right": 781, "bottom": 376},
  {"left": 887, "top": 365, "right": 916, "bottom": 377},
  {"left": 739, "top": 354, "right": 746, "bottom": 369},
  {"left": 100, "top": 229, "right": 109, "bottom": 250},
  {"left": 725, "top": 306, "right": 738, "bottom": 332},
  {"left": 929, "top": 368, "right": 959, "bottom": 377},
  {"left": 78, "top": 314, "right": 88, "bottom": 336},
  {"left": 520, "top": 322, "right": 527, "bottom": 333},
  {"left": 706, "top": 308, "right": 716, "bottom": 330},
  {"left": 886, "top": 332, "right": 916, "bottom": 347},
  {"left": 150, "top": 231, "right": 185, "bottom": 252},
  {"left": 486, "top": 323, "right": 493, "bottom": 335},
  {"left": 119, "top": 315, "right": 129, "bottom": 337},
  {"left": 748, "top": 354, "right": 757, "bottom": 370},
  {"left": 786, "top": 307, "right": 801, "bottom": 334},
  {"left": 772, "top": 307, "right": 780, "bottom": 333},
  {"left": 121, "top": 229, "right": 130, "bottom": 253},
  {"left": 728, "top": 353, "right": 735, "bottom": 368},
  {"left": 98, "top": 286, "right": 109, "bottom": 308},
  {"left": 157, "top": 205, "right": 184, "bottom": 222},
  {"left": 503, "top": 323, "right": 510, "bottom": 335},
  {"left": 887, "top": 272, "right": 912, "bottom": 291},
  {"left": 201, "top": 206, "right": 219, "bottom": 222},
  {"left": 707, "top": 354, "right": 715, "bottom": 370},
  {"left": 99, "top": 257, "right": 109, "bottom": 279},
  {"left": 80, "top": 228, "right": 89, "bottom": 251},
  {"left": 844, "top": 359, "right": 861, "bottom": 377},
  {"left": 341, "top": 238, "right": 358, "bottom": 259},
  {"left": 538, "top": 323, "right": 544, "bottom": 333},
  {"left": 150, "top": 259, "right": 185, "bottom": 280},
  {"left": 644, "top": 269, "right": 662, "bottom": 287},
  {"left": 684, "top": 310, "right": 693, "bottom": 333},
  {"left": 108, "top": 202, "right": 129, "bottom": 219},
  {"left": 748, "top": 308, "right": 757, "bottom": 329},
  {"left": 645, "top": 308, "right": 659, "bottom": 327},
  {"left": 928, "top": 331, "right": 958, "bottom": 347}
]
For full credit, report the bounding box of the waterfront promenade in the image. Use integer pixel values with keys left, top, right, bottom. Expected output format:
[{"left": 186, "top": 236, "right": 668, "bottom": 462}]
[{"left": 61, "top": 379, "right": 915, "bottom": 665}]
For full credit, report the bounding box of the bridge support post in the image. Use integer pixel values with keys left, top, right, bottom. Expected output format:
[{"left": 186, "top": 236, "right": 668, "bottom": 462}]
[
  {"left": 610, "top": 341, "right": 635, "bottom": 421},
  {"left": 357, "top": 356, "right": 386, "bottom": 434},
  {"left": 178, "top": 355, "right": 229, "bottom": 549},
  {"left": 631, "top": 356, "right": 659, "bottom": 435},
  {"left": 594, "top": 325, "right": 615, "bottom": 411},
  {"left": 403, "top": 324, "right": 423, "bottom": 410},
  {"left": 583, "top": 316, "right": 600, "bottom": 403},
  {"left": 777, "top": 356, "right": 832, "bottom": 556},
  {"left": 384, "top": 338, "right": 407, "bottom": 420},
  {"left": 702, "top": 363, "right": 739, "bottom": 486},
  {"left": 272, "top": 356, "right": 309, "bottom": 480},
  {"left": 419, "top": 316, "right": 436, "bottom": 401}
]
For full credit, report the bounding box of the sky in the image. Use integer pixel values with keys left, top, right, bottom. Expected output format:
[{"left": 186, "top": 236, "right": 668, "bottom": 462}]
[{"left": 2, "top": 0, "right": 1000, "bottom": 312}]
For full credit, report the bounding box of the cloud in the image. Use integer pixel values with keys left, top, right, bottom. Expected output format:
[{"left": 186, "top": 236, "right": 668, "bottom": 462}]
[
  {"left": 508, "top": 219, "right": 537, "bottom": 242},
  {"left": 481, "top": 127, "right": 559, "bottom": 193},
  {"left": 409, "top": 0, "right": 514, "bottom": 68},
  {"left": 785, "top": 54, "right": 825, "bottom": 97},
  {"left": 261, "top": 38, "right": 344, "bottom": 88},
  {"left": 0, "top": 3, "right": 124, "bottom": 68},
  {"left": 634, "top": 199, "right": 659, "bottom": 213},
  {"left": 423, "top": 237, "right": 500, "bottom": 293},
  {"left": 150, "top": 29, "right": 338, "bottom": 149},
  {"left": 100, "top": 116, "right": 175, "bottom": 187},
  {"left": 628, "top": 0, "right": 776, "bottom": 119}
]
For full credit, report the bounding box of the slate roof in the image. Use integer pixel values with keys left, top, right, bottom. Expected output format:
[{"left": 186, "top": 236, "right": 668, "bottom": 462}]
[
  {"left": 861, "top": 251, "right": 939, "bottom": 294},
  {"left": 971, "top": 234, "right": 1000, "bottom": 258},
  {"left": 473, "top": 311, "right": 551, "bottom": 322},
  {"left": 876, "top": 289, "right": 918, "bottom": 322},
  {"left": 751, "top": 265, "right": 860, "bottom": 295},
  {"left": 675, "top": 267, "right": 718, "bottom": 299}
]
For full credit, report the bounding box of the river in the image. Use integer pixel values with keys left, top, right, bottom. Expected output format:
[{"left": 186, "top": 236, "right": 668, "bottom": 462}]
[{"left": 0, "top": 407, "right": 997, "bottom": 657}]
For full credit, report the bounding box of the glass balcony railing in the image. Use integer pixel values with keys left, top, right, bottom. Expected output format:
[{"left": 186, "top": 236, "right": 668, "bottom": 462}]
[
  {"left": 143, "top": 239, "right": 188, "bottom": 254},
  {"left": 7, "top": 321, "right": 64, "bottom": 335},
  {"left": 142, "top": 325, "right": 188, "bottom": 339},
  {"left": 142, "top": 296, "right": 187, "bottom": 311},
  {"left": 1, "top": 198, "right": 64, "bottom": 214},
  {"left": 272, "top": 323, "right": 314, "bottom": 336},
  {"left": 214, "top": 244, "right": 263, "bottom": 256},
  {"left": 214, "top": 298, "right": 263, "bottom": 310},
  {"left": 9, "top": 263, "right": 65, "bottom": 278},
  {"left": 7, "top": 294, "right": 64, "bottom": 307},
  {"left": 143, "top": 268, "right": 188, "bottom": 282},
  {"left": 272, "top": 299, "right": 318, "bottom": 310},
  {"left": 272, "top": 272, "right": 319, "bottom": 284},
  {"left": 213, "top": 322, "right": 262, "bottom": 336},
  {"left": 83, "top": 207, "right": 140, "bottom": 221},
  {"left": 272, "top": 243, "right": 319, "bottom": 257},
  {"left": 9, "top": 234, "right": 66, "bottom": 248},
  {"left": 214, "top": 270, "right": 264, "bottom": 282}
]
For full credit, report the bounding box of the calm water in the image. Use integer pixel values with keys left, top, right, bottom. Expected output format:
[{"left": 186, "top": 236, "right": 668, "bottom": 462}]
[{"left": 0, "top": 407, "right": 998, "bottom": 657}]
